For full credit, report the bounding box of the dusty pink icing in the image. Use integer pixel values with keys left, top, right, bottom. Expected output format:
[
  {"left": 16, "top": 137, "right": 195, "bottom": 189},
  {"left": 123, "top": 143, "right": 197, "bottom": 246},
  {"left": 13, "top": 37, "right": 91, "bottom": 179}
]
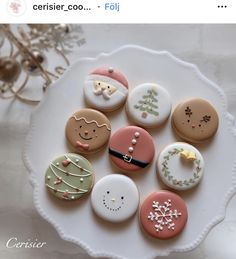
[
  {"left": 91, "top": 67, "right": 129, "bottom": 89},
  {"left": 140, "top": 191, "right": 188, "bottom": 239},
  {"left": 109, "top": 126, "right": 155, "bottom": 171}
]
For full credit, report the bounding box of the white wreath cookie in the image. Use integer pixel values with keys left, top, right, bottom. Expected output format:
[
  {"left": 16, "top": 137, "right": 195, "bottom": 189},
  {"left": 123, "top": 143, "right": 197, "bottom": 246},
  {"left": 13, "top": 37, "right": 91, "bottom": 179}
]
[
  {"left": 84, "top": 67, "right": 129, "bottom": 112},
  {"left": 91, "top": 174, "right": 139, "bottom": 222},
  {"left": 126, "top": 83, "right": 172, "bottom": 128},
  {"left": 157, "top": 142, "right": 204, "bottom": 191}
]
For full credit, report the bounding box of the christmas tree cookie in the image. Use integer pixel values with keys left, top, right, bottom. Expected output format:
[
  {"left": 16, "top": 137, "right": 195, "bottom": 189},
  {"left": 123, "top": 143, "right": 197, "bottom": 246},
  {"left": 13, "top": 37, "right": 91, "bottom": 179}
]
[
  {"left": 126, "top": 83, "right": 172, "bottom": 128},
  {"left": 45, "top": 153, "right": 94, "bottom": 201}
]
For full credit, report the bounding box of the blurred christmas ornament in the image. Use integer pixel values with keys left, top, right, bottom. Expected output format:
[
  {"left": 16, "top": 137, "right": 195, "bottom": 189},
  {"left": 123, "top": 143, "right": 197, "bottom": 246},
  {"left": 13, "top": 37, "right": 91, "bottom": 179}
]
[
  {"left": 21, "top": 49, "right": 47, "bottom": 76},
  {"left": 0, "top": 57, "right": 21, "bottom": 82},
  {"left": 0, "top": 24, "right": 86, "bottom": 103}
]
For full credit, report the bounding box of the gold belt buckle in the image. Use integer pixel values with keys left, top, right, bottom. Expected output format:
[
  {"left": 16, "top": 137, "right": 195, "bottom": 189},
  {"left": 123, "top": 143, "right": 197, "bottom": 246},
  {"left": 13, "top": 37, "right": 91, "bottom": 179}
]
[{"left": 123, "top": 154, "right": 132, "bottom": 163}]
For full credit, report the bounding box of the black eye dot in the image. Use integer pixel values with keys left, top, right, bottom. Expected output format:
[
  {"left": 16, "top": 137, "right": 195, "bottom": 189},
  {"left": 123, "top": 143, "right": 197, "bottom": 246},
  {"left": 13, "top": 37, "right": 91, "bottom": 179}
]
[
  {"left": 121, "top": 196, "right": 124, "bottom": 200},
  {"left": 187, "top": 120, "right": 190, "bottom": 123},
  {"left": 93, "top": 129, "right": 96, "bottom": 132},
  {"left": 199, "top": 124, "right": 201, "bottom": 127},
  {"left": 107, "top": 86, "right": 110, "bottom": 88},
  {"left": 98, "top": 82, "right": 100, "bottom": 85},
  {"left": 107, "top": 191, "right": 110, "bottom": 194},
  {"left": 80, "top": 125, "right": 82, "bottom": 128}
]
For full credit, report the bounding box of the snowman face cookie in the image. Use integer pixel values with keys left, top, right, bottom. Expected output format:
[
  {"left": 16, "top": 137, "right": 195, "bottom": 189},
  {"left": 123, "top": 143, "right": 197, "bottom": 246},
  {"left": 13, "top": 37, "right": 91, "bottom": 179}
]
[
  {"left": 84, "top": 67, "right": 129, "bottom": 112},
  {"left": 65, "top": 109, "right": 111, "bottom": 154},
  {"left": 91, "top": 175, "right": 139, "bottom": 222},
  {"left": 126, "top": 83, "right": 172, "bottom": 128},
  {"left": 172, "top": 98, "right": 219, "bottom": 143}
]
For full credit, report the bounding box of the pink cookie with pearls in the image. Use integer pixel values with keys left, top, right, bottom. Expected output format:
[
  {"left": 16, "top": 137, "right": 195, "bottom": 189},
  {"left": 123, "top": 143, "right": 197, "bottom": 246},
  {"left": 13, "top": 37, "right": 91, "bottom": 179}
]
[
  {"left": 109, "top": 126, "right": 155, "bottom": 172},
  {"left": 84, "top": 67, "right": 129, "bottom": 112},
  {"left": 140, "top": 191, "right": 188, "bottom": 239}
]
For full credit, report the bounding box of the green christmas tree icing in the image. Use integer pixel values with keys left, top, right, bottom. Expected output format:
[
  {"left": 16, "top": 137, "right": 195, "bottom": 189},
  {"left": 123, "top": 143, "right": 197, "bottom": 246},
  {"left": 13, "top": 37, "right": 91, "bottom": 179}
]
[{"left": 134, "top": 88, "right": 159, "bottom": 118}]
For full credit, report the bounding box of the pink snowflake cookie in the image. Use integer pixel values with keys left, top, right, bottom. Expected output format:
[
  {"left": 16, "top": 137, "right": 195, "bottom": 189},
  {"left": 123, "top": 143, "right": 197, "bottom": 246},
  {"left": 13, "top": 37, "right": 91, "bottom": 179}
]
[{"left": 140, "top": 191, "right": 188, "bottom": 239}]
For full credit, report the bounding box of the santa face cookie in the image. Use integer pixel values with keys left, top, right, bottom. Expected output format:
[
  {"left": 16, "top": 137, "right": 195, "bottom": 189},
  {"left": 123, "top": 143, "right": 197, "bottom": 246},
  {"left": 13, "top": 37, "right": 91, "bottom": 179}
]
[
  {"left": 91, "top": 174, "right": 139, "bottom": 222},
  {"left": 140, "top": 191, "right": 188, "bottom": 239},
  {"left": 126, "top": 83, "right": 172, "bottom": 128},
  {"left": 109, "top": 126, "right": 155, "bottom": 172},
  {"left": 84, "top": 67, "right": 129, "bottom": 112},
  {"left": 157, "top": 142, "right": 204, "bottom": 191},
  {"left": 65, "top": 109, "right": 111, "bottom": 154},
  {"left": 45, "top": 153, "right": 94, "bottom": 200},
  {"left": 172, "top": 98, "right": 219, "bottom": 143}
]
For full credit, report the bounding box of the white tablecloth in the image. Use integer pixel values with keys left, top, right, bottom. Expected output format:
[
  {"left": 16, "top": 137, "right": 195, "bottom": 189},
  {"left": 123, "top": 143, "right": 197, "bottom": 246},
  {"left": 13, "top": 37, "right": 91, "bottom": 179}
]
[{"left": 0, "top": 24, "right": 236, "bottom": 259}]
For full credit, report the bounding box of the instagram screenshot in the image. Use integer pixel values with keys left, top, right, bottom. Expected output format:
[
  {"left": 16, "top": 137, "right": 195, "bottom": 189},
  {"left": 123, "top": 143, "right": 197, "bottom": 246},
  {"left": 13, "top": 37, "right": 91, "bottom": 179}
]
[{"left": 0, "top": 1, "right": 236, "bottom": 259}]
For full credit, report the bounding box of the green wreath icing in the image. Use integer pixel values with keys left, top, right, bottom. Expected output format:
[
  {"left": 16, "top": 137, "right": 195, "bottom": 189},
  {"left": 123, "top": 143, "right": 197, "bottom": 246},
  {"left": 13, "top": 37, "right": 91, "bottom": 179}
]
[{"left": 161, "top": 148, "right": 202, "bottom": 187}]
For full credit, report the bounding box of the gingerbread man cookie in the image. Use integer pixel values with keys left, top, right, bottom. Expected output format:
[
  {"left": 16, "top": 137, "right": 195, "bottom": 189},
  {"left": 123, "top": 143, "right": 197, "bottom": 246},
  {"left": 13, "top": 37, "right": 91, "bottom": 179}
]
[
  {"left": 172, "top": 98, "right": 219, "bottom": 143},
  {"left": 84, "top": 67, "right": 129, "bottom": 112},
  {"left": 45, "top": 153, "right": 94, "bottom": 201},
  {"left": 65, "top": 109, "right": 111, "bottom": 154}
]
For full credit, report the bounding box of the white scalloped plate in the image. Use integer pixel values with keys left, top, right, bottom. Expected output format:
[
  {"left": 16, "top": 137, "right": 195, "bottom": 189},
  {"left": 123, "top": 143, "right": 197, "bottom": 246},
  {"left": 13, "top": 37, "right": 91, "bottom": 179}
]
[{"left": 23, "top": 45, "right": 236, "bottom": 259}]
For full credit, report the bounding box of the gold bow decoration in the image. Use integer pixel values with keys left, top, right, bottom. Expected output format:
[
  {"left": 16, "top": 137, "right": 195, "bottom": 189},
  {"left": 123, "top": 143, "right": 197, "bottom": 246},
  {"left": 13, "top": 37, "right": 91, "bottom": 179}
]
[{"left": 180, "top": 150, "right": 196, "bottom": 161}]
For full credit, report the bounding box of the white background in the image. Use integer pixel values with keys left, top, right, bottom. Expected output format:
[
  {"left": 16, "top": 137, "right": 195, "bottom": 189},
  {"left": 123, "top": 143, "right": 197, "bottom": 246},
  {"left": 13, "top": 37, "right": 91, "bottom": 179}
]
[{"left": 0, "top": 24, "right": 236, "bottom": 259}]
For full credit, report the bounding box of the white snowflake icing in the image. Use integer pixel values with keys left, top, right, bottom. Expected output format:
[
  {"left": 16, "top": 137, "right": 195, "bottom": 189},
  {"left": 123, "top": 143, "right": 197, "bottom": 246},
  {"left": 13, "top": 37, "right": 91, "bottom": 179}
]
[{"left": 147, "top": 199, "right": 182, "bottom": 232}]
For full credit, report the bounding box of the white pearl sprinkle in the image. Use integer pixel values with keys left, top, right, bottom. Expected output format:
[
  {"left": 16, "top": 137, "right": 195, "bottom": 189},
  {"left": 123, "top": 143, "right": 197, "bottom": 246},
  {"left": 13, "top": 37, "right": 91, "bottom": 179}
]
[
  {"left": 128, "top": 147, "right": 134, "bottom": 153},
  {"left": 71, "top": 196, "right": 75, "bottom": 200},
  {"left": 134, "top": 132, "right": 140, "bottom": 138},
  {"left": 76, "top": 159, "right": 79, "bottom": 163},
  {"left": 65, "top": 189, "right": 69, "bottom": 192},
  {"left": 56, "top": 162, "right": 59, "bottom": 166},
  {"left": 47, "top": 176, "right": 51, "bottom": 180},
  {"left": 131, "top": 139, "right": 137, "bottom": 145},
  {"left": 80, "top": 178, "right": 84, "bottom": 182}
]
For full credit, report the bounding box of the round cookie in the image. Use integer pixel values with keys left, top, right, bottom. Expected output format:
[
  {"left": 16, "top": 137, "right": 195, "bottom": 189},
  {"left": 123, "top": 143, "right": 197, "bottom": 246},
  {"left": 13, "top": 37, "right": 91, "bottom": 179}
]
[
  {"left": 45, "top": 153, "right": 94, "bottom": 200},
  {"left": 126, "top": 83, "right": 172, "bottom": 128},
  {"left": 109, "top": 126, "right": 155, "bottom": 172},
  {"left": 157, "top": 142, "right": 204, "bottom": 191},
  {"left": 84, "top": 67, "right": 129, "bottom": 112},
  {"left": 140, "top": 191, "right": 188, "bottom": 239},
  {"left": 65, "top": 109, "right": 111, "bottom": 154},
  {"left": 172, "top": 98, "right": 219, "bottom": 143},
  {"left": 91, "top": 174, "right": 139, "bottom": 222}
]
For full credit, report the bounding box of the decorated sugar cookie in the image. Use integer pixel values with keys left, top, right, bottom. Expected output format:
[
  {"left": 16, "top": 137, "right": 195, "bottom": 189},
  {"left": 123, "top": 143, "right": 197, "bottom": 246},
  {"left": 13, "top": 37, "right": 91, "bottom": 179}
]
[
  {"left": 109, "top": 126, "right": 155, "bottom": 172},
  {"left": 65, "top": 109, "right": 111, "bottom": 154},
  {"left": 126, "top": 83, "right": 172, "bottom": 128},
  {"left": 45, "top": 153, "right": 94, "bottom": 200},
  {"left": 91, "top": 174, "right": 139, "bottom": 222},
  {"left": 172, "top": 98, "right": 219, "bottom": 143},
  {"left": 140, "top": 191, "right": 188, "bottom": 239},
  {"left": 157, "top": 142, "right": 204, "bottom": 191},
  {"left": 84, "top": 67, "right": 129, "bottom": 112}
]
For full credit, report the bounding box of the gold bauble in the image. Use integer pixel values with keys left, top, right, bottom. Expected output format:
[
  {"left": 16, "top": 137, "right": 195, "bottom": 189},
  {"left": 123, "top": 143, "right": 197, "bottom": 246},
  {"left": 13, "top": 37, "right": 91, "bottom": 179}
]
[{"left": 0, "top": 57, "right": 21, "bottom": 83}]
